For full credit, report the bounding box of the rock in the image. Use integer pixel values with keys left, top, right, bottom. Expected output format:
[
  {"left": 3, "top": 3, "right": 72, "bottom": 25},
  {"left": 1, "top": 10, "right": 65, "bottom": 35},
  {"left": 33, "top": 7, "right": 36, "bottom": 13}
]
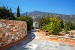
[
  {"left": 5, "top": 32, "right": 8, "bottom": 36},
  {"left": 0, "top": 24, "right": 2, "bottom": 27},
  {"left": 6, "top": 26, "right": 10, "bottom": 28},
  {"left": 2, "top": 23, "right": 6, "bottom": 27}
]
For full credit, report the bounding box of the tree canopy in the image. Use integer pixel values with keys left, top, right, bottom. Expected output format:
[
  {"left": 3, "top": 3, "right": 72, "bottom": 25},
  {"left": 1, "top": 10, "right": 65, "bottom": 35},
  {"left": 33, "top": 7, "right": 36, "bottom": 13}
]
[
  {"left": 39, "top": 16, "right": 50, "bottom": 28},
  {"left": 0, "top": 6, "right": 15, "bottom": 20},
  {"left": 64, "top": 21, "right": 75, "bottom": 32},
  {"left": 39, "top": 16, "right": 64, "bottom": 35}
]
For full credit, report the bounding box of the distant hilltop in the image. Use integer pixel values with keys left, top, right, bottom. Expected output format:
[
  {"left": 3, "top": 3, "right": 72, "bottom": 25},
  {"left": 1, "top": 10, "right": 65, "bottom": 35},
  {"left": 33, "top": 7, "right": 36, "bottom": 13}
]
[{"left": 14, "top": 11, "right": 75, "bottom": 22}]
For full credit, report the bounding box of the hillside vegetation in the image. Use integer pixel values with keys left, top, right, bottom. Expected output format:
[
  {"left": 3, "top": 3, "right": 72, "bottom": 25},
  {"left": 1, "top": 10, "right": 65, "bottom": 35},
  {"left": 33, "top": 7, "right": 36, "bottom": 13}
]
[{"left": 39, "top": 16, "right": 75, "bottom": 35}]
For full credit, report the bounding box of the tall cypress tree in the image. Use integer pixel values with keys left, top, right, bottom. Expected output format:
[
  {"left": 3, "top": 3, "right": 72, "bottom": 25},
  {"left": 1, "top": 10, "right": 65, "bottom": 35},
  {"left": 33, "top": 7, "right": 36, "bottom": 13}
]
[{"left": 17, "top": 6, "right": 20, "bottom": 17}]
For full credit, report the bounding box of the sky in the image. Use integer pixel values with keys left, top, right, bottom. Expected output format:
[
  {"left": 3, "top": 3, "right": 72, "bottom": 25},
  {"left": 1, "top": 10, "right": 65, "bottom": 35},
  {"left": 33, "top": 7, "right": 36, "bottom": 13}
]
[{"left": 0, "top": 0, "right": 75, "bottom": 15}]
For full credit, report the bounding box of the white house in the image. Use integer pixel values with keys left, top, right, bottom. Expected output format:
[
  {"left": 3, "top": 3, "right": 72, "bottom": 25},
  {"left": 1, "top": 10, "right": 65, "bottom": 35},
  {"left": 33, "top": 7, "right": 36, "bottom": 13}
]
[{"left": 33, "top": 22, "right": 39, "bottom": 29}]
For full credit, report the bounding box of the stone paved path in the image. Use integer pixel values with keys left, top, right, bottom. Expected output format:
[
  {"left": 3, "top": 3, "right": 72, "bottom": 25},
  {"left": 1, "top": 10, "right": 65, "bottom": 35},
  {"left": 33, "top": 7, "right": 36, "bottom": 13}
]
[{"left": 7, "top": 29, "right": 75, "bottom": 50}]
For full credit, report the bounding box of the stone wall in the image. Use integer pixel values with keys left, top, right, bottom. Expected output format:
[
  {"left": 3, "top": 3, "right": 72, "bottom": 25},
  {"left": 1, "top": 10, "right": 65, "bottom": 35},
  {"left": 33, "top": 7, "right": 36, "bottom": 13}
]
[{"left": 0, "top": 20, "right": 27, "bottom": 47}]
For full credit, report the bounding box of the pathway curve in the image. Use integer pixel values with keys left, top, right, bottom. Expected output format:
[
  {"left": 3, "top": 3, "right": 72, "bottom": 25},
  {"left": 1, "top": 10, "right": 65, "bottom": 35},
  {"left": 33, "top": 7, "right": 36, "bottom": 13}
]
[{"left": 7, "top": 29, "right": 75, "bottom": 50}]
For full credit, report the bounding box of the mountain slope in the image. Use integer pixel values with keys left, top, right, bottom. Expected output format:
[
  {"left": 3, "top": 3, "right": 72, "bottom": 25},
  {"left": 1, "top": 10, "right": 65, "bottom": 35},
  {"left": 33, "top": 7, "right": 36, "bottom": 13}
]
[{"left": 20, "top": 11, "right": 75, "bottom": 22}]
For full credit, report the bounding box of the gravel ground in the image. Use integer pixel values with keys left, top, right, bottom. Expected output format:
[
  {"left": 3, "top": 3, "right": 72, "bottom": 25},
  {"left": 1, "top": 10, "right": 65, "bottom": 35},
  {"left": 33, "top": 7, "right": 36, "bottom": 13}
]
[{"left": 7, "top": 29, "right": 75, "bottom": 50}]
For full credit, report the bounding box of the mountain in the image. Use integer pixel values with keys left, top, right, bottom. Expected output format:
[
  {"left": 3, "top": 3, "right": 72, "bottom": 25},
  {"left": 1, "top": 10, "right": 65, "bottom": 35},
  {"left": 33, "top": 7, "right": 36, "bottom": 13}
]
[{"left": 18, "top": 11, "right": 75, "bottom": 22}]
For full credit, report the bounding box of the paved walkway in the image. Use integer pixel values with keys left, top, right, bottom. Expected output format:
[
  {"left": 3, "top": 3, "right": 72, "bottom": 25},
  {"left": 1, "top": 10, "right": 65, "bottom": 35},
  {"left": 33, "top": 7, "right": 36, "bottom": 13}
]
[{"left": 6, "top": 29, "right": 75, "bottom": 50}]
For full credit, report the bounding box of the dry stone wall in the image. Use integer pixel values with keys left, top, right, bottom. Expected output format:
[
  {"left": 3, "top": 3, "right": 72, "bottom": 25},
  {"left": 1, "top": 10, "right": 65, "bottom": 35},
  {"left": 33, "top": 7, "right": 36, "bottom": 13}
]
[{"left": 0, "top": 20, "right": 27, "bottom": 47}]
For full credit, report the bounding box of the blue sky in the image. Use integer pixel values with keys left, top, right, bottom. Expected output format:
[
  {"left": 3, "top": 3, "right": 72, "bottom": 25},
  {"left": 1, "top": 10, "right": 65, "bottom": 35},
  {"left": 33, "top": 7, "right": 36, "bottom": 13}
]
[{"left": 0, "top": 0, "right": 75, "bottom": 15}]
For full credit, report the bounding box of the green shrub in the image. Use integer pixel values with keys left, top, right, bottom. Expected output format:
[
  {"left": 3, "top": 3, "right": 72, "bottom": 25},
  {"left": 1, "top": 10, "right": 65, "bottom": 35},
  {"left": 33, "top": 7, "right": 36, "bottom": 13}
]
[{"left": 16, "top": 16, "right": 33, "bottom": 31}]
